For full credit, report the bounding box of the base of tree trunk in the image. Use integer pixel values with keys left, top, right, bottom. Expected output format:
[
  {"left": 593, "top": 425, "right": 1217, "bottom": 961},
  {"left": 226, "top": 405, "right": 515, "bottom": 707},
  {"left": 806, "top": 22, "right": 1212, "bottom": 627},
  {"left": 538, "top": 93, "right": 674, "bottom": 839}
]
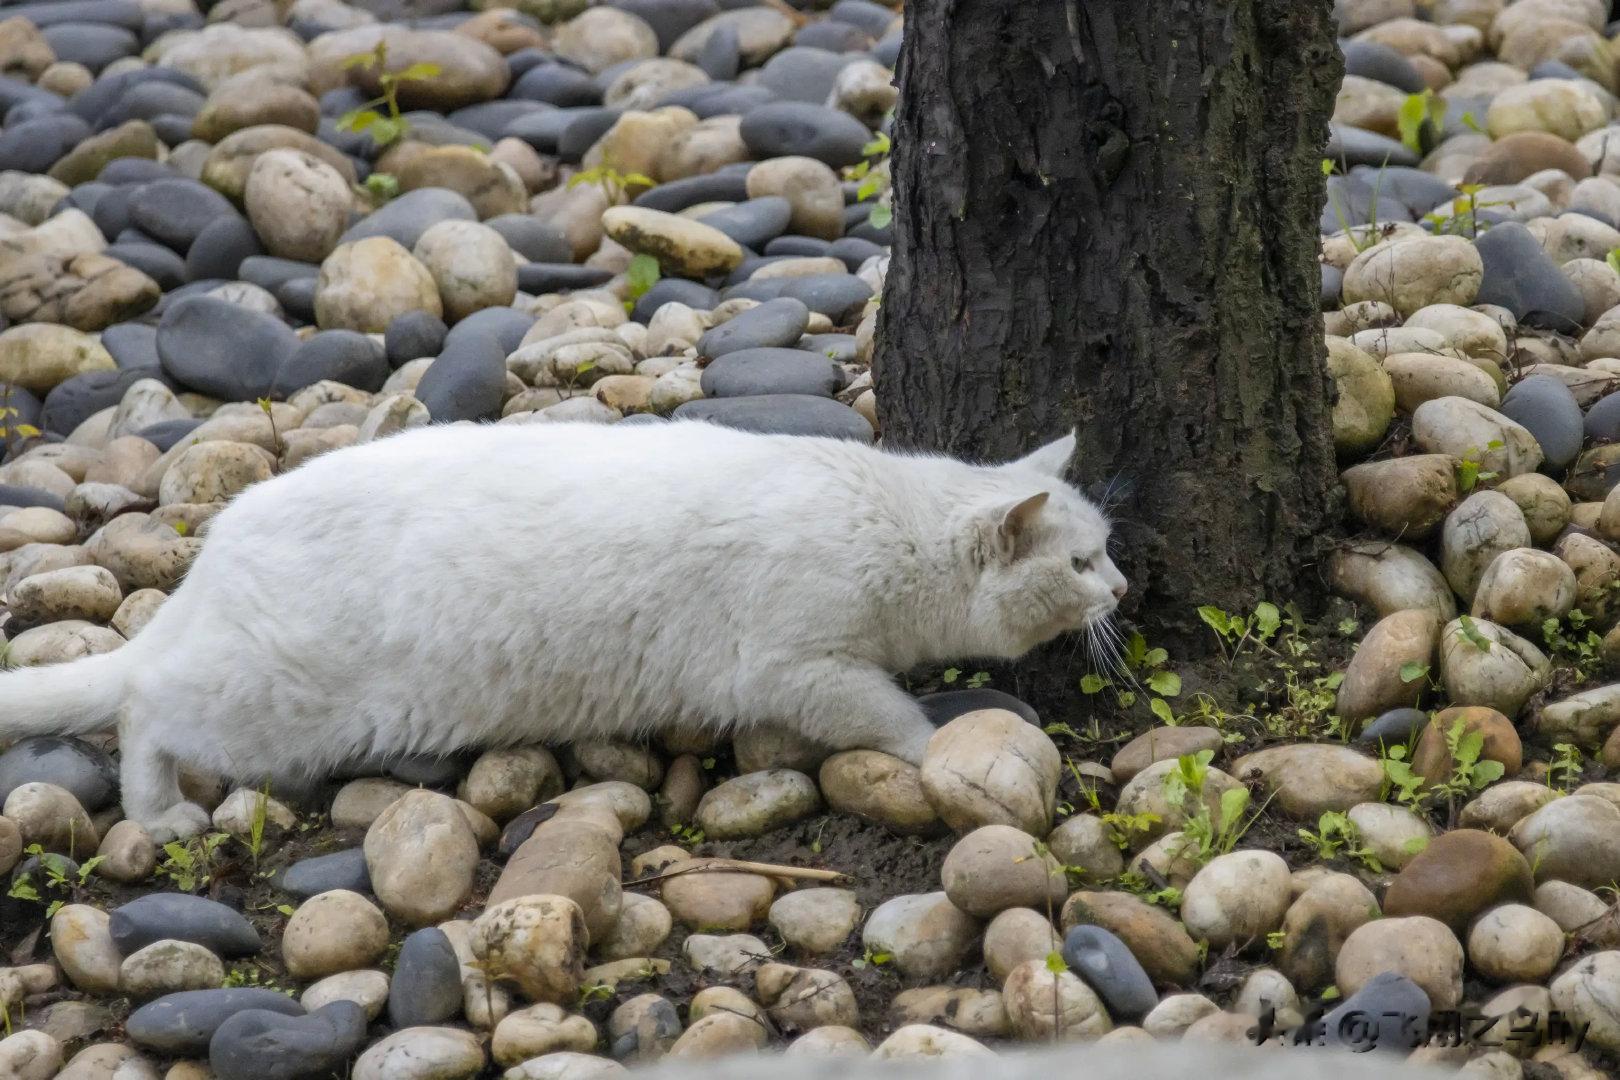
[{"left": 875, "top": 0, "right": 1343, "bottom": 660}]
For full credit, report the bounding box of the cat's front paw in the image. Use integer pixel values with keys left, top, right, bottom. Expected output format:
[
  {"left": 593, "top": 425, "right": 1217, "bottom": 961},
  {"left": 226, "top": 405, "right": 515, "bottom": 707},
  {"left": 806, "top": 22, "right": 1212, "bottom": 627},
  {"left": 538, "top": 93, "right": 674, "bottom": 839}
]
[{"left": 142, "top": 802, "right": 212, "bottom": 845}]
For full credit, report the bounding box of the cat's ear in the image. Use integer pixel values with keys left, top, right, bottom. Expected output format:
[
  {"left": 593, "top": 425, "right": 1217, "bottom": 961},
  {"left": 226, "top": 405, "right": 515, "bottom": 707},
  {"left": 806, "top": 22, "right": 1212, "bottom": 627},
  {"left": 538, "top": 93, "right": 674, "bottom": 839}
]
[
  {"left": 1008, "top": 430, "right": 1076, "bottom": 477},
  {"left": 983, "top": 492, "right": 1049, "bottom": 561}
]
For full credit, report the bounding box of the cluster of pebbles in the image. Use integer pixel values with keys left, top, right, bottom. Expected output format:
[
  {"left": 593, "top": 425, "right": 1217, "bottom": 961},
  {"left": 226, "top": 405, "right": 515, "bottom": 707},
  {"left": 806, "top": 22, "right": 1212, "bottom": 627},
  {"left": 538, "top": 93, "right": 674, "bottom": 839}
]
[{"left": 12, "top": 0, "right": 1620, "bottom": 1077}]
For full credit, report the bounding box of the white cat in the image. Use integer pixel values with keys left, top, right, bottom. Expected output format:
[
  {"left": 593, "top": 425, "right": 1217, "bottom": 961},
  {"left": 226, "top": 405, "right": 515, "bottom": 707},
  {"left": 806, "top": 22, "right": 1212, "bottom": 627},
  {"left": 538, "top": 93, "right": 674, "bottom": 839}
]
[{"left": 0, "top": 422, "right": 1125, "bottom": 840}]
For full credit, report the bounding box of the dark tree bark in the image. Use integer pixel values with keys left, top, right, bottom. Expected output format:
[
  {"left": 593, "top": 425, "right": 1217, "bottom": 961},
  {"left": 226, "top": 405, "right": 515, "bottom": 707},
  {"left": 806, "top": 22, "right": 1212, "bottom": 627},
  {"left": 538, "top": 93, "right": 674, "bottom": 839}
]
[{"left": 875, "top": 0, "right": 1343, "bottom": 650}]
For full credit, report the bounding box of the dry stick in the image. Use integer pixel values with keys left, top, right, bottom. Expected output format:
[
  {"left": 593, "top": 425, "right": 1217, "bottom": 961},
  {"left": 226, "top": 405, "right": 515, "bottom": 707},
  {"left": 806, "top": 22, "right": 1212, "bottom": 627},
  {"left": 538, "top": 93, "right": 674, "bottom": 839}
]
[{"left": 623, "top": 858, "right": 848, "bottom": 888}]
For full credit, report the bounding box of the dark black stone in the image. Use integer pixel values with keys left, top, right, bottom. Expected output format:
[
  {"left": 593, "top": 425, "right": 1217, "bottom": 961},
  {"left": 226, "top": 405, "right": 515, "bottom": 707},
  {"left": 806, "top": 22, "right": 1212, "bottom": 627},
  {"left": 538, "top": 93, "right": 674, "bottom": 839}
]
[
  {"left": 723, "top": 272, "right": 872, "bottom": 322},
  {"left": 510, "top": 63, "right": 602, "bottom": 107},
  {"left": 1347, "top": 164, "right": 1457, "bottom": 219},
  {"left": 1322, "top": 263, "right": 1343, "bottom": 310},
  {"left": 634, "top": 171, "right": 751, "bottom": 213},
  {"left": 557, "top": 107, "right": 625, "bottom": 162},
  {"left": 632, "top": 278, "right": 720, "bottom": 322},
  {"left": 41, "top": 368, "right": 160, "bottom": 436},
  {"left": 608, "top": 0, "right": 718, "bottom": 50},
  {"left": 0, "top": 483, "right": 64, "bottom": 511},
  {"left": 385, "top": 310, "right": 449, "bottom": 368},
  {"left": 1339, "top": 38, "right": 1425, "bottom": 93},
  {"left": 1062, "top": 925, "right": 1158, "bottom": 1022},
  {"left": 672, "top": 394, "right": 872, "bottom": 440},
  {"left": 1474, "top": 221, "right": 1586, "bottom": 332},
  {"left": 874, "top": 30, "right": 900, "bottom": 68},
  {"left": 801, "top": 332, "right": 856, "bottom": 362},
  {"left": 0, "top": 113, "right": 91, "bottom": 172},
  {"left": 794, "top": 20, "right": 871, "bottom": 52},
  {"left": 105, "top": 241, "right": 186, "bottom": 291},
  {"left": 136, "top": 418, "right": 202, "bottom": 451},
  {"left": 695, "top": 23, "right": 740, "bottom": 80},
  {"left": 484, "top": 214, "right": 571, "bottom": 262},
  {"left": 41, "top": 23, "right": 138, "bottom": 72},
  {"left": 6, "top": 0, "right": 144, "bottom": 30},
  {"left": 0, "top": 384, "right": 43, "bottom": 428},
  {"left": 668, "top": 85, "right": 780, "bottom": 122},
  {"left": 238, "top": 256, "right": 320, "bottom": 295},
  {"left": 414, "top": 334, "right": 506, "bottom": 423},
  {"left": 98, "top": 79, "right": 204, "bottom": 128},
  {"left": 157, "top": 295, "right": 299, "bottom": 402},
  {"left": 442, "top": 306, "right": 534, "bottom": 354},
  {"left": 697, "top": 296, "right": 809, "bottom": 357},
  {"left": 0, "top": 737, "right": 118, "bottom": 811},
  {"left": 275, "top": 277, "right": 317, "bottom": 324},
  {"left": 127, "top": 179, "right": 238, "bottom": 254},
  {"left": 1302, "top": 972, "right": 1430, "bottom": 1053},
  {"left": 497, "top": 803, "right": 562, "bottom": 858},
  {"left": 1354, "top": 707, "right": 1428, "bottom": 750},
  {"left": 699, "top": 197, "right": 793, "bottom": 249},
  {"left": 384, "top": 753, "right": 470, "bottom": 787},
  {"left": 766, "top": 236, "right": 833, "bottom": 258},
  {"left": 827, "top": 235, "right": 884, "bottom": 270},
  {"left": 917, "top": 688, "right": 1039, "bottom": 726},
  {"left": 701, "top": 347, "right": 844, "bottom": 398},
  {"left": 504, "top": 48, "right": 552, "bottom": 81},
  {"left": 759, "top": 47, "right": 858, "bottom": 103},
  {"left": 1324, "top": 122, "right": 1419, "bottom": 171},
  {"left": 739, "top": 102, "right": 872, "bottom": 168},
  {"left": 275, "top": 848, "right": 370, "bottom": 899},
  {"left": 110, "top": 894, "right": 263, "bottom": 958},
  {"left": 185, "top": 215, "right": 265, "bottom": 282},
  {"left": 1585, "top": 389, "right": 1620, "bottom": 442},
  {"left": 828, "top": 0, "right": 896, "bottom": 37},
  {"left": 388, "top": 929, "right": 463, "bottom": 1028},
  {"left": 98, "top": 157, "right": 175, "bottom": 184},
  {"left": 126, "top": 989, "right": 302, "bottom": 1056},
  {"left": 209, "top": 1001, "right": 367, "bottom": 1080},
  {"left": 90, "top": 184, "right": 133, "bottom": 240},
  {"left": 446, "top": 99, "right": 549, "bottom": 141},
  {"left": 336, "top": 187, "right": 477, "bottom": 249},
  {"left": 516, "top": 264, "right": 615, "bottom": 294},
  {"left": 1501, "top": 374, "right": 1584, "bottom": 472},
  {"left": 270, "top": 331, "right": 388, "bottom": 398}
]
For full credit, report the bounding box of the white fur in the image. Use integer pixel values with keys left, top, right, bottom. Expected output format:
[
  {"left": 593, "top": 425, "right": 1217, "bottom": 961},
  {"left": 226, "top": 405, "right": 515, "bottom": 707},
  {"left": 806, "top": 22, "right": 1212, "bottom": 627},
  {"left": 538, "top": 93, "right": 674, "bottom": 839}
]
[{"left": 0, "top": 422, "right": 1124, "bottom": 839}]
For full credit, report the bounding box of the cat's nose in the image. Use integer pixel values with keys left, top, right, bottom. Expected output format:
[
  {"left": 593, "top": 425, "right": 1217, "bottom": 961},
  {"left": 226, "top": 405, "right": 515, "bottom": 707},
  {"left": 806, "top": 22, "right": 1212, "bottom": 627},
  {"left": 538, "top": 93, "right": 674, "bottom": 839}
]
[{"left": 1111, "top": 581, "right": 1128, "bottom": 601}]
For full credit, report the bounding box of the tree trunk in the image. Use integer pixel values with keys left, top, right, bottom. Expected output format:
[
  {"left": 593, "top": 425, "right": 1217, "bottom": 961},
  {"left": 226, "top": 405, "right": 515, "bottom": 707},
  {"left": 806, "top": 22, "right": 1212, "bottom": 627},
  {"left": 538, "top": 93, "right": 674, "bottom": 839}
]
[{"left": 874, "top": 0, "right": 1343, "bottom": 652}]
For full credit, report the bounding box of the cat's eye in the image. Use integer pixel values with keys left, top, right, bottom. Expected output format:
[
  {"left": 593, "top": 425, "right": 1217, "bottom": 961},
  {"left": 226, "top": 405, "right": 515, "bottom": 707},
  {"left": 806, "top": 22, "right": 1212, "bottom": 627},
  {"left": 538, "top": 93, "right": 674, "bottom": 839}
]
[{"left": 1071, "top": 556, "right": 1088, "bottom": 573}]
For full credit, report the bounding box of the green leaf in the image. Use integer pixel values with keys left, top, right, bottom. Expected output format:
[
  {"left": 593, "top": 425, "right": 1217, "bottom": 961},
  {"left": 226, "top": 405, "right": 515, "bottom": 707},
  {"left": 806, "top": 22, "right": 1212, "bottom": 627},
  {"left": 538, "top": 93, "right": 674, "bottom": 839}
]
[
  {"left": 341, "top": 50, "right": 380, "bottom": 69},
  {"left": 856, "top": 174, "right": 883, "bottom": 202},
  {"left": 337, "top": 108, "right": 379, "bottom": 133},
  {"left": 368, "top": 116, "right": 405, "bottom": 146},
  {"left": 626, "top": 253, "right": 661, "bottom": 299},
  {"left": 1142, "top": 647, "right": 1168, "bottom": 669},
  {"left": 1457, "top": 615, "right": 1492, "bottom": 652},
  {"left": 942, "top": 667, "right": 960, "bottom": 684},
  {"left": 1146, "top": 671, "right": 1181, "bottom": 697},
  {"left": 1149, "top": 697, "right": 1175, "bottom": 725},
  {"left": 623, "top": 172, "right": 656, "bottom": 189},
  {"left": 1196, "top": 605, "right": 1230, "bottom": 636},
  {"left": 1397, "top": 91, "right": 1429, "bottom": 154},
  {"left": 1253, "top": 602, "right": 1281, "bottom": 641},
  {"left": 1321, "top": 158, "right": 1336, "bottom": 176},
  {"left": 1080, "top": 673, "right": 1107, "bottom": 695},
  {"left": 1607, "top": 247, "right": 1620, "bottom": 278},
  {"left": 861, "top": 132, "right": 891, "bottom": 157},
  {"left": 1473, "top": 759, "right": 1506, "bottom": 785},
  {"left": 1399, "top": 661, "right": 1429, "bottom": 684},
  {"left": 867, "top": 204, "right": 892, "bottom": 229},
  {"left": 1044, "top": 950, "right": 1067, "bottom": 974},
  {"left": 1461, "top": 111, "right": 1482, "bottom": 133},
  {"left": 394, "top": 62, "right": 442, "bottom": 81},
  {"left": 1218, "top": 786, "right": 1251, "bottom": 831}
]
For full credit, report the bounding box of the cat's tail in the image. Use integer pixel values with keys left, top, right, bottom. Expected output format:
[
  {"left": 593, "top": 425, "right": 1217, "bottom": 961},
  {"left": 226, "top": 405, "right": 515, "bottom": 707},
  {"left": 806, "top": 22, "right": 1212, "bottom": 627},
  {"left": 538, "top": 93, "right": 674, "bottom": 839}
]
[{"left": 0, "top": 649, "right": 133, "bottom": 738}]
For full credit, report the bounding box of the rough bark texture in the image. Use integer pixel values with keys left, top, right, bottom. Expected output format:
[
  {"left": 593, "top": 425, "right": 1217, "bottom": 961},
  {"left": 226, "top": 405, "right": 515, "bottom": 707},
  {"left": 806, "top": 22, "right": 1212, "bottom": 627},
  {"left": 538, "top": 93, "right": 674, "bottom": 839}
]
[{"left": 875, "top": 0, "right": 1342, "bottom": 649}]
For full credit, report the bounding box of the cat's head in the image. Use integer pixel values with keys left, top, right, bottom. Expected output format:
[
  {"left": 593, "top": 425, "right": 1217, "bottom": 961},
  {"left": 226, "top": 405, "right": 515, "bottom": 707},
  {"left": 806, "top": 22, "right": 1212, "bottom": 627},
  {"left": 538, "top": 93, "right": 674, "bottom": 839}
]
[{"left": 964, "top": 431, "right": 1127, "bottom": 657}]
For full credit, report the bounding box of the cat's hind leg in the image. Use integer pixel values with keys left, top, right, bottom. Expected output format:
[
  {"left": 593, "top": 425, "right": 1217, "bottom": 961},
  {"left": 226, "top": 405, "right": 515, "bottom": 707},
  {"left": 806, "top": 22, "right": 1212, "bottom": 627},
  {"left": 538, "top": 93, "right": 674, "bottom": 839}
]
[
  {"left": 118, "top": 716, "right": 210, "bottom": 843},
  {"left": 775, "top": 662, "right": 936, "bottom": 765}
]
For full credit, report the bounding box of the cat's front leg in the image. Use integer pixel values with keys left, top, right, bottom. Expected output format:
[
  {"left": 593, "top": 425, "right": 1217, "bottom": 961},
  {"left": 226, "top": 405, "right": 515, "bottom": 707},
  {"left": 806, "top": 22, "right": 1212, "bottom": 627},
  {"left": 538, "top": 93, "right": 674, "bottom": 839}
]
[{"left": 782, "top": 663, "right": 937, "bottom": 765}]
